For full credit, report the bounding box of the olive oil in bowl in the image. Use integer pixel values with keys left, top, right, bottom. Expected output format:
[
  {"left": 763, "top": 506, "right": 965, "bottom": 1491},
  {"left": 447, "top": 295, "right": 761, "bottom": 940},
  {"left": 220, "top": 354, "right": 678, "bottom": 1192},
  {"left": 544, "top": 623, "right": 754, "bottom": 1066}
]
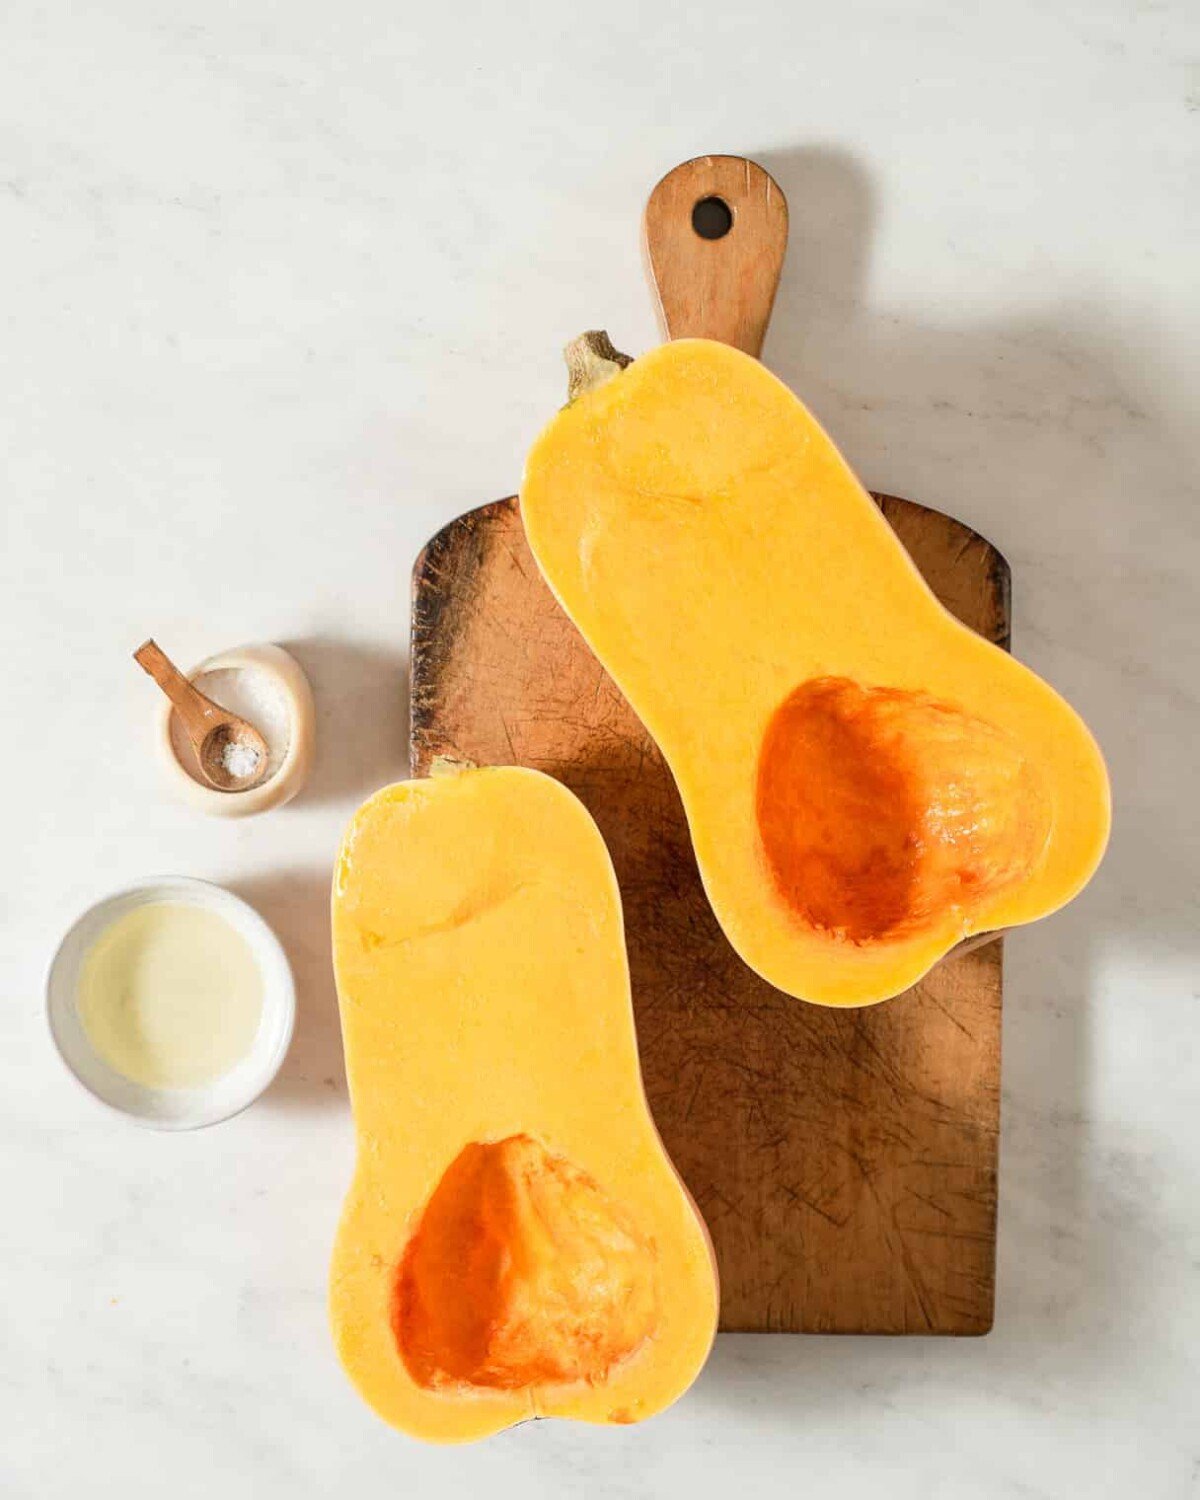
[
  {"left": 47, "top": 879, "right": 295, "bottom": 1130},
  {"left": 77, "top": 902, "right": 263, "bottom": 1090}
]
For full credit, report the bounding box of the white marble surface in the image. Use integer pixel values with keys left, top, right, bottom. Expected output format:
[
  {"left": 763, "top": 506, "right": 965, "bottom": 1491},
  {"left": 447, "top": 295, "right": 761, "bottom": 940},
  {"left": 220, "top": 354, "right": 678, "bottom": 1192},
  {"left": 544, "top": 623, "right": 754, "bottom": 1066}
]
[{"left": 4, "top": 2, "right": 1198, "bottom": 1495}]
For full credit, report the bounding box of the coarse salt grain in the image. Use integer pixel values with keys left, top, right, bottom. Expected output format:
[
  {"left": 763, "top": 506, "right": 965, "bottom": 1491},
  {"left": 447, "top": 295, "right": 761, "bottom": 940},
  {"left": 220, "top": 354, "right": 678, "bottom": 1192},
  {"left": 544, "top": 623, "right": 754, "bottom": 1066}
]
[{"left": 221, "top": 740, "right": 262, "bottom": 780}]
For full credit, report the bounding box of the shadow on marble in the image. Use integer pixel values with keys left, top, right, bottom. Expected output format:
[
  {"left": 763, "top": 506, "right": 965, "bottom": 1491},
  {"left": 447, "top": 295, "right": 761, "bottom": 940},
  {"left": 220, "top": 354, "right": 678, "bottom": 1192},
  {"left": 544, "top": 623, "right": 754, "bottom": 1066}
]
[
  {"left": 227, "top": 869, "right": 347, "bottom": 1112},
  {"left": 676, "top": 144, "right": 1199, "bottom": 1390},
  {"left": 283, "top": 637, "right": 410, "bottom": 809}
]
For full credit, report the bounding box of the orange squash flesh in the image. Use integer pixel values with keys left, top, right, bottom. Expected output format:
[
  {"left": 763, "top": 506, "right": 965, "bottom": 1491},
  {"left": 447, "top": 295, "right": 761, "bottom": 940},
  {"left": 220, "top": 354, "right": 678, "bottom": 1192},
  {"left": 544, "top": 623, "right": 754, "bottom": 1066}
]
[
  {"left": 394, "top": 1135, "right": 659, "bottom": 1393},
  {"left": 520, "top": 337, "right": 1110, "bottom": 1006},
  {"left": 757, "top": 677, "right": 1053, "bottom": 944},
  {"left": 329, "top": 767, "right": 717, "bottom": 1443}
]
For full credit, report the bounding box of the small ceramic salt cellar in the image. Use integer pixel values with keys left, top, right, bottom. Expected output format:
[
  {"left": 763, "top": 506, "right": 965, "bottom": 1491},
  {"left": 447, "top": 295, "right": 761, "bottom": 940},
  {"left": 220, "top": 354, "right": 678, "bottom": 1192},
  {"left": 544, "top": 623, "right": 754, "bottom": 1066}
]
[{"left": 158, "top": 644, "right": 315, "bottom": 816}]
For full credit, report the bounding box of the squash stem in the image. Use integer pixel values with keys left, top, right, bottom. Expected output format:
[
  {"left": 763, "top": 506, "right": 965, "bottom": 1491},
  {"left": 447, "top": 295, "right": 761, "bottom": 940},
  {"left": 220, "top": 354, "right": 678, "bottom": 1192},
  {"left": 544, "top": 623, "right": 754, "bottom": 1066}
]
[{"left": 565, "top": 331, "right": 632, "bottom": 403}]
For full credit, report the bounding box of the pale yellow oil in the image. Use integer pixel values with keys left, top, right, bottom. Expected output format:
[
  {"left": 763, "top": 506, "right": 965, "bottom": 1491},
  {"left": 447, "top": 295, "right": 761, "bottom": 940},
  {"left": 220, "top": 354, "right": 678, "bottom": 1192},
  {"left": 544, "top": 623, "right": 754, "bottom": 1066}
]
[{"left": 78, "top": 902, "right": 263, "bottom": 1089}]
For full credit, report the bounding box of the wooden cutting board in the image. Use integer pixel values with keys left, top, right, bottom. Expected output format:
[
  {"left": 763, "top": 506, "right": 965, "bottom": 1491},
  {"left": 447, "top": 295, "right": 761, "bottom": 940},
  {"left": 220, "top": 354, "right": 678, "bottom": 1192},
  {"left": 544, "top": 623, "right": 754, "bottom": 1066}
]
[{"left": 410, "top": 157, "right": 1007, "bottom": 1335}]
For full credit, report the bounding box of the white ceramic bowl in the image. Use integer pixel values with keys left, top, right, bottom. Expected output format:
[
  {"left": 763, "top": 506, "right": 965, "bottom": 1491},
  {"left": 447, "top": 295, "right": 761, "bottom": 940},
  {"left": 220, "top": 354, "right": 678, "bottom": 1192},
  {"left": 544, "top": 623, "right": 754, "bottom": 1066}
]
[
  {"left": 158, "top": 643, "right": 315, "bottom": 818},
  {"left": 47, "top": 878, "right": 295, "bottom": 1130}
]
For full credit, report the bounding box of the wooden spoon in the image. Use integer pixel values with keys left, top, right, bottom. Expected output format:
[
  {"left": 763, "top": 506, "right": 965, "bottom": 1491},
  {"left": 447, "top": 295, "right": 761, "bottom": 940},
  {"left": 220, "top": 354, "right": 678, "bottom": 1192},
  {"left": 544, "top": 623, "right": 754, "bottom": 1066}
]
[{"left": 134, "top": 639, "right": 270, "bottom": 792}]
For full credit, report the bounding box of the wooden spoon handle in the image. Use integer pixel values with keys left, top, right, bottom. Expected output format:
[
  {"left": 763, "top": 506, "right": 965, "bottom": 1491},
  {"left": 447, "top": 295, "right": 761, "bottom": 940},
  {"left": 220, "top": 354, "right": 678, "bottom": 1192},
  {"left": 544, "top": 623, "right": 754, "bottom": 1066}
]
[
  {"left": 643, "top": 155, "right": 788, "bottom": 356},
  {"left": 134, "top": 639, "right": 222, "bottom": 747}
]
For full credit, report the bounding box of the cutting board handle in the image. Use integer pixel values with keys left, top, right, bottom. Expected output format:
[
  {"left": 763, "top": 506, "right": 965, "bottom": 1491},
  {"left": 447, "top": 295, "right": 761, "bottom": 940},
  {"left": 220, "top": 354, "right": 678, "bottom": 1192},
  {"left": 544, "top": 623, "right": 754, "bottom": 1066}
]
[{"left": 643, "top": 155, "right": 789, "bottom": 356}]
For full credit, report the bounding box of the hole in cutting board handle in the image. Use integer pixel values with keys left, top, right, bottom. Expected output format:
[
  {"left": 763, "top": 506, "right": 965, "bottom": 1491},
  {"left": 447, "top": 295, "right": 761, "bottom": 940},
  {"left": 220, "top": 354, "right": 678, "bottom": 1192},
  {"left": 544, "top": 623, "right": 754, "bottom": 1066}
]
[{"left": 692, "top": 196, "right": 733, "bottom": 240}]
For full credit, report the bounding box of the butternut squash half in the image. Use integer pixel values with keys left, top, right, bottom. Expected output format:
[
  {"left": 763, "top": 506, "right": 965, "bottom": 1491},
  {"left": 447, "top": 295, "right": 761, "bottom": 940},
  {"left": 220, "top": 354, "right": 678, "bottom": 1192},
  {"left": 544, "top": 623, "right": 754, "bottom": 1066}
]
[
  {"left": 329, "top": 766, "right": 718, "bottom": 1443},
  {"left": 521, "top": 336, "right": 1110, "bottom": 1007}
]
